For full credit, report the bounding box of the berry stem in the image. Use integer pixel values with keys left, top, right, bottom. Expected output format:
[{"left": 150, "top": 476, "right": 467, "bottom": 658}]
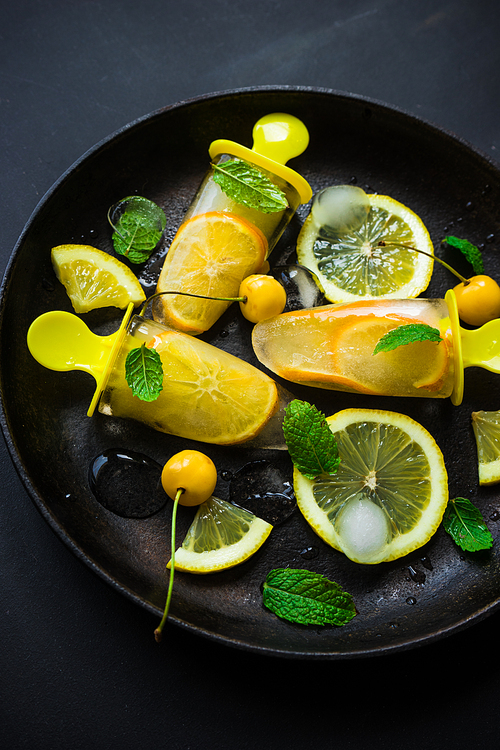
[
  {"left": 140, "top": 290, "right": 246, "bottom": 317},
  {"left": 154, "top": 487, "right": 184, "bottom": 642},
  {"left": 378, "top": 240, "right": 469, "bottom": 285}
]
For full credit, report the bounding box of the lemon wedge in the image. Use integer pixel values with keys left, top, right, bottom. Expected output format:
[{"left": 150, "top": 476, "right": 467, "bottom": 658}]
[
  {"left": 296, "top": 194, "right": 434, "bottom": 302},
  {"left": 51, "top": 244, "right": 146, "bottom": 313},
  {"left": 472, "top": 410, "right": 500, "bottom": 485},
  {"left": 294, "top": 408, "right": 448, "bottom": 564},
  {"left": 168, "top": 496, "right": 272, "bottom": 573}
]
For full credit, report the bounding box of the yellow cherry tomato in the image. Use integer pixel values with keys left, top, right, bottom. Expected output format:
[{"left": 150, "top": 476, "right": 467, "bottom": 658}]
[
  {"left": 453, "top": 275, "right": 500, "bottom": 326},
  {"left": 239, "top": 274, "right": 287, "bottom": 323},
  {"left": 161, "top": 450, "right": 217, "bottom": 506}
]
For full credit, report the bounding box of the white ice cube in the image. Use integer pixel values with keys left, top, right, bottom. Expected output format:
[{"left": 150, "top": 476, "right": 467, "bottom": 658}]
[
  {"left": 311, "top": 185, "right": 370, "bottom": 234},
  {"left": 336, "top": 495, "right": 391, "bottom": 563}
]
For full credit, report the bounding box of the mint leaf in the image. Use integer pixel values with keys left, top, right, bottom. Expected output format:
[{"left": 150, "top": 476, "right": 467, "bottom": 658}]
[
  {"left": 442, "top": 497, "right": 493, "bottom": 552},
  {"left": 212, "top": 158, "right": 288, "bottom": 213},
  {"left": 373, "top": 323, "right": 442, "bottom": 355},
  {"left": 109, "top": 196, "right": 166, "bottom": 264},
  {"left": 443, "top": 236, "right": 484, "bottom": 274},
  {"left": 263, "top": 568, "right": 356, "bottom": 626},
  {"left": 125, "top": 344, "right": 163, "bottom": 401},
  {"left": 283, "top": 400, "right": 340, "bottom": 480}
]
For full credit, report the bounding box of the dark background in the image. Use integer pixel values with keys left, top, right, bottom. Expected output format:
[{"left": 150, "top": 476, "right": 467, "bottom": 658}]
[{"left": 1, "top": 2, "right": 499, "bottom": 748}]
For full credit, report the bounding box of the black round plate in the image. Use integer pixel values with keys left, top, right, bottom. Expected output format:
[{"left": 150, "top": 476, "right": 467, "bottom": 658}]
[{"left": 1, "top": 86, "right": 500, "bottom": 659}]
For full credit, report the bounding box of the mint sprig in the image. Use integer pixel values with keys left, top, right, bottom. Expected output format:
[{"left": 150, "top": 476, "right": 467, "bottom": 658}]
[
  {"left": 262, "top": 569, "right": 356, "bottom": 626},
  {"left": 443, "top": 236, "right": 484, "bottom": 275},
  {"left": 212, "top": 158, "right": 288, "bottom": 213},
  {"left": 283, "top": 400, "right": 340, "bottom": 480},
  {"left": 373, "top": 323, "right": 442, "bottom": 355},
  {"left": 108, "top": 196, "right": 166, "bottom": 264},
  {"left": 442, "top": 497, "right": 493, "bottom": 552},
  {"left": 125, "top": 344, "right": 164, "bottom": 401}
]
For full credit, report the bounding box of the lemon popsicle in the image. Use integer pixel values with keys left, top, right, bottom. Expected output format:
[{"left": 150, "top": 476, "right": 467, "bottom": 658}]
[
  {"left": 253, "top": 288, "right": 500, "bottom": 404},
  {"left": 253, "top": 296, "right": 455, "bottom": 399},
  {"left": 27, "top": 306, "right": 280, "bottom": 446},
  {"left": 154, "top": 113, "right": 312, "bottom": 335}
]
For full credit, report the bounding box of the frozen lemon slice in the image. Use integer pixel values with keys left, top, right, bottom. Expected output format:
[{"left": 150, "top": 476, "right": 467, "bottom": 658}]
[
  {"left": 104, "top": 328, "right": 278, "bottom": 445},
  {"left": 294, "top": 408, "right": 448, "bottom": 564},
  {"left": 168, "top": 496, "right": 272, "bottom": 573},
  {"left": 51, "top": 244, "right": 146, "bottom": 313},
  {"left": 472, "top": 410, "right": 500, "bottom": 485},
  {"left": 328, "top": 314, "right": 451, "bottom": 396},
  {"left": 155, "top": 211, "right": 267, "bottom": 334},
  {"left": 296, "top": 194, "right": 434, "bottom": 302}
]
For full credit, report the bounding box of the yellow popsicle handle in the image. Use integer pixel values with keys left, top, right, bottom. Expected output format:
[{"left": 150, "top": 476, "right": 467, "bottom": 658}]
[
  {"left": 251, "top": 113, "right": 310, "bottom": 166},
  {"left": 27, "top": 304, "right": 134, "bottom": 416},
  {"left": 460, "top": 317, "right": 500, "bottom": 372},
  {"left": 209, "top": 113, "right": 312, "bottom": 204}
]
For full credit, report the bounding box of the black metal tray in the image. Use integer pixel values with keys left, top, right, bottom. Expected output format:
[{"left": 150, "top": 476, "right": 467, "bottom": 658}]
[{"left": 1, "top": 86, "right": 499, "bottom": 659}]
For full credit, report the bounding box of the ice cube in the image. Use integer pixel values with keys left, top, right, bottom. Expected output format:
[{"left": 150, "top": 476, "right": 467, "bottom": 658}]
[
  {"left": 311, "top": 185, "right": 370, "bottom": 235},
  {"left": 270, "top": 264, "right": 324, "bottom": 311},
  {"left": 335, "top": 495, "right": 391, "bottom": 563}
]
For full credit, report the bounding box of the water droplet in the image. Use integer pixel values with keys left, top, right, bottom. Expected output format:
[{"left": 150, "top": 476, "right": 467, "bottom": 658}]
[
  {"left": 300, "top": 546, "right": 319, "bottom": 560},
  {"left": 489, "top": 509, "right": 500, "bottom": 521},
  {"left": 219, "top": 329, "right": 230, "bottom": 338},
  {"left": 420, "top": 556, "right": 433, "bottom": 571},
  {"left": 229, "top": 459, "right": 296, "bottom": 525},
  {"left": 406, "top": 597, "right": 417, "bottom": 605},
  {"left": 89, "top": 449, "right": 166, "bottom": 518},
  {"left": 270, "top": 264, "right": 324, "bottom": 311},
  {"left": 389, "top": 621, "right": 399, "bottom": 629},
  {"left": 407, "top": 565, "right": 426, "bottom": 584},
  {"left": 221, "top": 470, "right": 232, "bottom": 482},
  {"left": 486, "top": 233, "right": 495, "bottom": 243},
  {"left": 465, "top": 201, "right": 474, "bottom": 211}
]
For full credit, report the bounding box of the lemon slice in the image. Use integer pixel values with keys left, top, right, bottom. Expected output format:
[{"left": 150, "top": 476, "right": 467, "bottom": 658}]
[
  {"left": 104, "top": 328, "right": 278, "bottom": 445},
  {"left": 168, "top": 496, "right": 273, "bottom": 573},
  {"left": 296, "top": 195, "right": 434, "bottom": 302},
  {"left": 472, "top": 410, "right": 500, "bottom": 485},
  {"left": 294, "top": 408, "right": 448, "bottom": 564},
  {"left": 51, "top": 244, "right": 146, "bottom": 313},
  {"left": 155, "top": 211, "right": 267, "bottom": 334}
]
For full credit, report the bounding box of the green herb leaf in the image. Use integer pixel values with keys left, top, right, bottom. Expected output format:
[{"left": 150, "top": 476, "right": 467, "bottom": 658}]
[
  {"left": 283, "top": 399, "right": 340, "bottom": 480},
  {"left": 109, "top": 196, "right": 166, "bottom": 264},
  {"left": 444, "top": 235, "right": 484, "bottom": 274},
  {"left": 262, "top": 568, "right": 356, "bottom": 626},
  {"left": 212, "top": 158, "right": 288, "bottom": 213},
  {"left": 125, "top": 344, "right": 164, "bottom": 401},
  {"left": 373, "top": 323, "right": 442, "bottom": 355},
  {"left": 442, "top": 497, "right": 493, "bottom": 552}
]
